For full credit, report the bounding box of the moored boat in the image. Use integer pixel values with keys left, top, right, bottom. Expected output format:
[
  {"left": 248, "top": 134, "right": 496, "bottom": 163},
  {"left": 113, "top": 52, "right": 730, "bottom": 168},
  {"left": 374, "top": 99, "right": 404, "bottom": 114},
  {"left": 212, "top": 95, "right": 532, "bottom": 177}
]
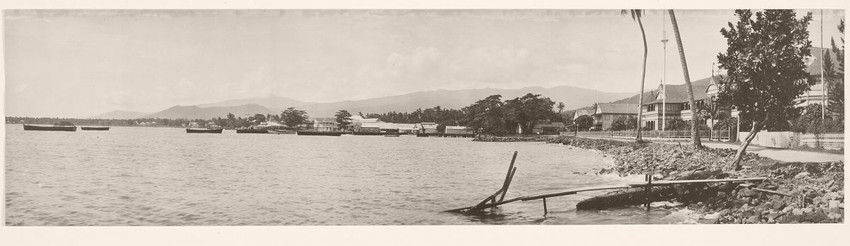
[
  {"left": 236, "top": 127, "right": 268, "bottom": 134},
  {"left": 81, "top": 126, "right": 110, "bottom": 131},
  {"left": 186, "top": 128, "right": 223, "bottom": 133},
  {"left": 23, "top": 122, "right": 77, "bottom": 132},
  {"left": 296, "top": 131, "right": 342, "bottom": 136}
]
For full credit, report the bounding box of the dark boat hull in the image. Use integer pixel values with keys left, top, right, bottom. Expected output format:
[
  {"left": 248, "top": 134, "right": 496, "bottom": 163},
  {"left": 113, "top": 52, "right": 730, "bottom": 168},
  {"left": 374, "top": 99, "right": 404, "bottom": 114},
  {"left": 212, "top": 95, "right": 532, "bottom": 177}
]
[
  {"left": 186, "top": 128, "right": 223, "bottom": 133},
  {"left": 81, "top": 126, "right": 110, "bottom": 131},
  {"left": 23, "top": 124, "right": 77, "bottom": 132},
  {"left": 296, "top": 131, "right": 342, "bottom": 136},
  {"left": 236, "top": 128, "right": 269, "bottom": 134},
  {"left": 352, "top": 132, "right": 384, "bottom": 136}
]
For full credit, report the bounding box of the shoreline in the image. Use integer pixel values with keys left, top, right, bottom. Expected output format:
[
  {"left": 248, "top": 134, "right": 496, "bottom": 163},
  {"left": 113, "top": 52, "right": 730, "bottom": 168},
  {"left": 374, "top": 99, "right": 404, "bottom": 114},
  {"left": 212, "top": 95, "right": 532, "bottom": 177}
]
[{"left": 475, "top": 135, "right": 844, "bottom": 224}]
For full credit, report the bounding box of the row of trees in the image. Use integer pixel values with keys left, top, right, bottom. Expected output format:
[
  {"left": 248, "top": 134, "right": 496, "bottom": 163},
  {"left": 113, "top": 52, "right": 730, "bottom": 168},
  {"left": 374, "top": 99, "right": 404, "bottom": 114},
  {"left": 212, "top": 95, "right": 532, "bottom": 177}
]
[{"left": 462, "top": 93, "right": 560, "bottom": 135}]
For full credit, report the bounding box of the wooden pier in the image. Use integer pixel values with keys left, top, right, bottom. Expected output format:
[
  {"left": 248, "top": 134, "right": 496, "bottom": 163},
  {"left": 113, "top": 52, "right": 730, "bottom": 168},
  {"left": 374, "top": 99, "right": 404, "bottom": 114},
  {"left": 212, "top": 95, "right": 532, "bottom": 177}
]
[{"left": 445, "top": 151, "right": 768, "bottom": 215}]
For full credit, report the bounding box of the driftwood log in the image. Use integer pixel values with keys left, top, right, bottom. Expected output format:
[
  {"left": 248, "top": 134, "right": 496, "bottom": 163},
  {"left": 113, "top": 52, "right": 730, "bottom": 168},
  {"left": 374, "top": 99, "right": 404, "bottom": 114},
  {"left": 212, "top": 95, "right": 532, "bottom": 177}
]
[{"left": 576, "top": 170, "right": 753, "bottom": 210}]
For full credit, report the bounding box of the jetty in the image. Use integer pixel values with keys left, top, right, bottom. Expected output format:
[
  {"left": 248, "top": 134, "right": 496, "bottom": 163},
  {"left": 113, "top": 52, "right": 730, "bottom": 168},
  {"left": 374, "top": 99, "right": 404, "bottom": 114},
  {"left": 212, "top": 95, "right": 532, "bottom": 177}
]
[{"left": 445, "top": 151, "right": 767, "bottom": 215}]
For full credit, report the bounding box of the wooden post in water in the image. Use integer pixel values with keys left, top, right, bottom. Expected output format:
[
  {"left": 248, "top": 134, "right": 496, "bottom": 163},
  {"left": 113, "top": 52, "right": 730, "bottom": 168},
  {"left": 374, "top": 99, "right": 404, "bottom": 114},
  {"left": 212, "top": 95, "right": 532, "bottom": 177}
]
[
  {"left": 643, "top": 174, "right": 652, "bottom": 212},
  {"left": 543, "top": 198, "right": 548, "bottom": 215},
  {"left": 499, "top": 151, "right": 518, "bottom": 202}
]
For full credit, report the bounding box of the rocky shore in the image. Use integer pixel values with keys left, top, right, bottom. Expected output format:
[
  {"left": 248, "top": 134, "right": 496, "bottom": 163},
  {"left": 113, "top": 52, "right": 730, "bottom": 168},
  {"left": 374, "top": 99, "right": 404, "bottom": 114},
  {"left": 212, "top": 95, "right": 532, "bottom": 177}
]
[{"left": 476, "top": 135, "right": 844, "bottom": 224}]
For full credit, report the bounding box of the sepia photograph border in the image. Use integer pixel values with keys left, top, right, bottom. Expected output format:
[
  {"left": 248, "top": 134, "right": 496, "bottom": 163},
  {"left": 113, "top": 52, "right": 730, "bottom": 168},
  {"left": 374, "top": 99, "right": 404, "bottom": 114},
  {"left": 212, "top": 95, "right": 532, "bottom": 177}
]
[{"left": 1, "top": 0, "right": 848, "bottom": 245}]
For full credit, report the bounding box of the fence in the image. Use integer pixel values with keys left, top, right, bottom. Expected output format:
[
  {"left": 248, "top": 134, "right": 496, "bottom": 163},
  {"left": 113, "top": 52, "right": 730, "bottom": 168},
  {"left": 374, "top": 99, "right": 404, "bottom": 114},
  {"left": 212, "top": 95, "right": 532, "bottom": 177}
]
[
  {"left": 567, "top": 130, "right": 733, "bottom": 141},
  {"left": 740, "top": 131, "right": 844, "bottom": 150}
]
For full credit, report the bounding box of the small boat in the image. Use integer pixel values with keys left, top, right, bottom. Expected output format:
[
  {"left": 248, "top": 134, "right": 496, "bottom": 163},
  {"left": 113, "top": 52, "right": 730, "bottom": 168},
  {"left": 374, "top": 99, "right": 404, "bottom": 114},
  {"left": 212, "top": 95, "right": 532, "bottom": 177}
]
[
  {"left": 268, "top": 129, "right": 295, "bottom": 134},
  {"left": 384, "top": 133, "right": 401, "bottom": 137},
  {"left": 186, "top": 128, "right": 223, "bottom": 134},
  {"left": 23, "top": 122, "right": 77, "bottom": 132},
  {"left": 81, "top": 126, "right": 110, "bottom": 131},
  {"left": 296, "top": 131, "right": 342, "bottom": 136},
  {"left": 236, "top": 127, "right": 268, "bottom": 134}
]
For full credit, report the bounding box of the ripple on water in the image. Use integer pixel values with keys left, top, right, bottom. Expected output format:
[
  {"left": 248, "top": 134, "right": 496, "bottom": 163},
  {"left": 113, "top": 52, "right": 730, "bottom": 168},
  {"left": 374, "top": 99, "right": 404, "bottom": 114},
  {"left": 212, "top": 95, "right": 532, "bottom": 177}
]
[{"left": 6, "top": 126, "right": 689, "bottom": 225}]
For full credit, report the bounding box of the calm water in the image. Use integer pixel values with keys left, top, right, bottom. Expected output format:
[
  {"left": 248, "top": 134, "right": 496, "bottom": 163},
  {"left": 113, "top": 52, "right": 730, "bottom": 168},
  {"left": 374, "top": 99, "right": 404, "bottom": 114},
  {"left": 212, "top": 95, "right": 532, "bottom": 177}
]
[{"left": 5, "top": 125, "right": 691, "bottom": 225}]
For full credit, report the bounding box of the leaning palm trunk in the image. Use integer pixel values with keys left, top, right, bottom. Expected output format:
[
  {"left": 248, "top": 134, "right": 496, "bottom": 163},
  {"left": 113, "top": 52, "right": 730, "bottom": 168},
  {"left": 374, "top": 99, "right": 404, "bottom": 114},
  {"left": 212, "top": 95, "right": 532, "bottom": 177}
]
[
  {"left": 732, "top": 115, "right": 768, "bottom": 170},
  {"left": 636, "top": 15, "right": 647, "bottom": 141},
  {"left": 668, "top": 10, "right": 702, "bottom": 147}
]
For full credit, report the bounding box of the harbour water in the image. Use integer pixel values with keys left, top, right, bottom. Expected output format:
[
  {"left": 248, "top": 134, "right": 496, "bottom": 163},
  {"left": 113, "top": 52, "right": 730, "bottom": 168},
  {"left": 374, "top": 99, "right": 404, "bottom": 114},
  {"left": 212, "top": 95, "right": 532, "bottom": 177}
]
[{"left": 5, "top": 125, "right": 690, "bottom": 225}]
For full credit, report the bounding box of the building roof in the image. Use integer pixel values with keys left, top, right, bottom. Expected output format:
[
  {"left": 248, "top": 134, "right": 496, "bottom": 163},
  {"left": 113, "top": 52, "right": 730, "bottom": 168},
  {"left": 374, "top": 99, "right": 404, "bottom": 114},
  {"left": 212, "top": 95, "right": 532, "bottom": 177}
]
[
  {"left": 806, "top": 47, "right": 841, "bottom": 76},
  {"left": 349, "top": 115, "right": 381, "bottom": 123},
  {"left": 573, "top": 109, "right": 594, "bottom": 119},
  {"left": 445, "top": 126, "right": 471, "bottom": 130},
  {"left": 645, "top": 79, "right": 710, "bottom": 105},
  {"left": 594, "top": 103, "right": 639, "bottom": 114}
]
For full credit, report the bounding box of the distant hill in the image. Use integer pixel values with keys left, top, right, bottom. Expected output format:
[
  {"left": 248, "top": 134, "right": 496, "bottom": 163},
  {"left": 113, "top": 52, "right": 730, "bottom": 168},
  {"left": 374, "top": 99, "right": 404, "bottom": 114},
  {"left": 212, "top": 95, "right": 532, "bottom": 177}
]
[
  {"left": 144, "top": 104, "right": 274, "bottom": 119},
  {"left": 295, "top": 86, "right": 633, "bottom": 117},
  {"left": 91, "top": 110, "right": 149, "bottom": 119},
  {"left": 198, "top": 95, "right": 310, "bottom": 110},
  {"left": 100, "top": 86, "right": 634, "bottom": 120}
]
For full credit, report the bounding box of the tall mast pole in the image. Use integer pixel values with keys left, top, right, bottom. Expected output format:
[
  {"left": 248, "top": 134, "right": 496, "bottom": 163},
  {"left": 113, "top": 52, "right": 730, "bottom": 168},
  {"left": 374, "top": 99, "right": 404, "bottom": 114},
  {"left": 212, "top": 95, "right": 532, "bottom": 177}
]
[
  {"left": 821, "top": 9, "right": 826, "bottom": 120},
  {"left": 661, "top": 11, "right": 668, "bottom": 131}
]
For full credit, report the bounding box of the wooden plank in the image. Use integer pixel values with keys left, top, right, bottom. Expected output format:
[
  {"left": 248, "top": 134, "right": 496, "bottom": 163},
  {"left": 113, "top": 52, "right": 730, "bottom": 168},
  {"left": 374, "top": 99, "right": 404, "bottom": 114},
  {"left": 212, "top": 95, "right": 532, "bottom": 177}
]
[
  {"left": 500, "top": 151, "right": 518, "bottom": 190},
  {"left": 627, "top": 177, "right": 767, "bottom": 187},
  {"left": 499, "top": 167, "right": 517, "bottom": 202},
  {"left": 464, "top": 189, "right": 503, "bottom": 214}
]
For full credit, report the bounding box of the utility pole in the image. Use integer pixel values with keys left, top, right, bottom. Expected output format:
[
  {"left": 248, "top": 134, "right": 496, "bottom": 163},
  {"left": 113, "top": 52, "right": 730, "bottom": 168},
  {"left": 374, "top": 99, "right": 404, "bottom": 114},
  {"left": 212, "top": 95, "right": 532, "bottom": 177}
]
[
  {"left": 821, "top": 9, "right": 827, "bottom": 120},
  {"left": 661, "top": 11, "right": 668, "bottom": 132}
]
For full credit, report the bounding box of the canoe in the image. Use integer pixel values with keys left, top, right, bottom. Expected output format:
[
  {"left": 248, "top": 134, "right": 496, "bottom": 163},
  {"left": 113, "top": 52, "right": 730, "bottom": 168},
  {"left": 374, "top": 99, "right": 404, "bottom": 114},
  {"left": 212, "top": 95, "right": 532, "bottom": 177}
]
[
  {"left": 186, "top": 128, "right": 223, "bottom": 133},
  {"left": 23, "top": 124, "right": 77, "bottom": 132},
  {"left": 81, "top": 126, "right": 110, "bottom": 131},
  {"left": 296, "top": 131, "right": 342, "bottom": 136}
]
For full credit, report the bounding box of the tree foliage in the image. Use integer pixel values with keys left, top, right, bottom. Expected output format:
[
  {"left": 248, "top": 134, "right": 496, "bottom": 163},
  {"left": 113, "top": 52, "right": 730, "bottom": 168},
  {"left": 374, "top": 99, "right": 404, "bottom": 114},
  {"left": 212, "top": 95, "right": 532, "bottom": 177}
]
[
  {"left": 716, "top": 9, "right": 814, "bottom": 169},
  {"left": 462, "top": 95, "right": 508, "bottom": 135},
  {"left": 827, "top": 18, "right": 845, "bottom": 118},
  {"left": 281, "top": 107, "right": 309, "bottom": 128},
  {"left": 575, "top": 115, "right": 594, "bottom": 131},
  {"left": 334, "top": 110, "right": 353, "bottom": 130},
  {"left": 504, "top": 93, "right": 557, "bottom": 134},
  {"left": 611, "top": 116, "right": 637, "bottom": 131}
]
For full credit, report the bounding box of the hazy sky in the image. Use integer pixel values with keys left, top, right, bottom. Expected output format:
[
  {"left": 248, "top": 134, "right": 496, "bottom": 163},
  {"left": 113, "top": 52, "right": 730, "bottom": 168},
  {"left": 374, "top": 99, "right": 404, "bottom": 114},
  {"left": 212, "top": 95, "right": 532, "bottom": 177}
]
[{"left": 3, "top": 9, "right": 845, "bottom": 117}]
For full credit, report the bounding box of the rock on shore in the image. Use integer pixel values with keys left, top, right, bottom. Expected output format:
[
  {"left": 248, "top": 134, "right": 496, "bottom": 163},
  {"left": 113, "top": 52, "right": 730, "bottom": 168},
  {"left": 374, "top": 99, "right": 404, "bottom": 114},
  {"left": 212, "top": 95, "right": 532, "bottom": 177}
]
[{"left": 476, "top": 135, "right": 844, "bottom": 223}]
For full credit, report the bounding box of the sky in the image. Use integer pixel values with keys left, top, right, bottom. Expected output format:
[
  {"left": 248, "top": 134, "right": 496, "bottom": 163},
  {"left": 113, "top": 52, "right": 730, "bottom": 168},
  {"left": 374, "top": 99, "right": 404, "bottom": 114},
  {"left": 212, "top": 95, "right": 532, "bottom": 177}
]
[{"left": 3, "top": 9, "right": 845, "bottom": 118}]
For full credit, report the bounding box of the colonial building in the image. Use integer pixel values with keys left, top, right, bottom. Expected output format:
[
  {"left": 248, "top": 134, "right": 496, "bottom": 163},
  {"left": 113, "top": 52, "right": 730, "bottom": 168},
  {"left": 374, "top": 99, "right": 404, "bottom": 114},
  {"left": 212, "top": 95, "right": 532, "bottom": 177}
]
[
  {"left": 641, "top": 47, "right": 838, "bottom": 130},
  {"left": 593, "top": 103, "right": 639, "bottom": 130}
]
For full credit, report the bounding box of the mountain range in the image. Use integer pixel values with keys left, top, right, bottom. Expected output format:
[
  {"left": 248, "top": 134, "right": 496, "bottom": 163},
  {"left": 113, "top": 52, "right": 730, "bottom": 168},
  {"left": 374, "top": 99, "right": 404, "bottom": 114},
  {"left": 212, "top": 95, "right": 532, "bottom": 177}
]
[{"left": 93, "top": 86, "right": 635, "bottom": 119}]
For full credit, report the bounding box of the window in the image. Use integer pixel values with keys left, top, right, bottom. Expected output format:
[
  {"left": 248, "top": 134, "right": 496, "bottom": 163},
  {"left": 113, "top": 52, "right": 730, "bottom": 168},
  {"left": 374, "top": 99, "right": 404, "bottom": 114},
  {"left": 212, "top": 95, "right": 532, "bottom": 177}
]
[
  {"left": 683, "top": 102, "right": 690, "bottom": 110},
  {"left": 647, "top": 104, "right": 656, "bottom": 112}
]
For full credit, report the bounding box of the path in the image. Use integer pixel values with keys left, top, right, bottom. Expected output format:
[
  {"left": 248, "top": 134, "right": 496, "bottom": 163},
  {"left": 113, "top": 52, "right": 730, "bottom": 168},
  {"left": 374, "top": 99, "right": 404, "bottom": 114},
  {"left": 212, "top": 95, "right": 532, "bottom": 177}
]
[
  {"left": 695, "top": 141, "right": 844, "bottom": 163},
  {"left": 577, "top": 136, "right": 844, "bottom": 163}
]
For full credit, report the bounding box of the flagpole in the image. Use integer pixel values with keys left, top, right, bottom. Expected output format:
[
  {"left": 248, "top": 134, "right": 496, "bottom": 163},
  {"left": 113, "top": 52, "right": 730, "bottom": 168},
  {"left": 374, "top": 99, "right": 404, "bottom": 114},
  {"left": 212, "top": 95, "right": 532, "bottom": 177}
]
[{"left": 661, "top": 11, "right": 668, "bottom": 132}]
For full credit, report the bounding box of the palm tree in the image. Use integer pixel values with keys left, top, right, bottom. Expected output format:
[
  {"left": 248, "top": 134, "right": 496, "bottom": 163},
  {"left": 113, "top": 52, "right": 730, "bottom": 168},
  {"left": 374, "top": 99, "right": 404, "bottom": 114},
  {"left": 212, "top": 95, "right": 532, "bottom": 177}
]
[
  {"left": 668, "top": 10, "right": 702, "bottom": 147},
  {"left": 622, "top": 9, "right": 647, "bottom": 141}
]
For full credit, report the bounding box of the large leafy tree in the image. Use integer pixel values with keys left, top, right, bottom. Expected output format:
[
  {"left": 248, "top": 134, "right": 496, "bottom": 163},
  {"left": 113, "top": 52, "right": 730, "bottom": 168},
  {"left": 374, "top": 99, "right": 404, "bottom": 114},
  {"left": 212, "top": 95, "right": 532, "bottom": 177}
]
[
  {"left": 717, "top": 10, "right": 814, "bottom": 170},
  {"left": 575, "top": 115, "right": 594, "bottom": 131},
  {"left": 504, "top": 93, "right": 556, "bottom": 134},
  {"left": 622, "top": 9, "right": 648, "bottom": 141},
  {"left": 668, "top": 10, "right": 702, "bottom": 147},
  {"left": 462, "top": 95, "right": 507, "bottom": 135},
  {"left": 334, "top": 110, "right": 353, "bottom": 131},
  {"left": 281, "top": 107, "right": 309, "bottom": 129}
]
